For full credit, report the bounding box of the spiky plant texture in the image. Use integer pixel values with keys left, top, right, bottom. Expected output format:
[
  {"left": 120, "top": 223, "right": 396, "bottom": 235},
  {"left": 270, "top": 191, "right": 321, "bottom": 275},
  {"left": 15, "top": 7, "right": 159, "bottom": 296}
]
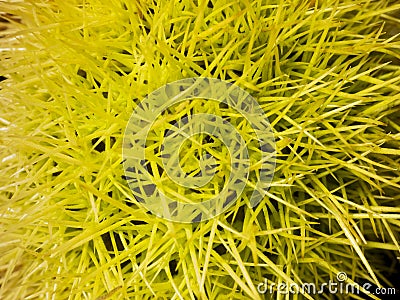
[{"left": 1, "top": 0, "right": 400, "bottom": 299}]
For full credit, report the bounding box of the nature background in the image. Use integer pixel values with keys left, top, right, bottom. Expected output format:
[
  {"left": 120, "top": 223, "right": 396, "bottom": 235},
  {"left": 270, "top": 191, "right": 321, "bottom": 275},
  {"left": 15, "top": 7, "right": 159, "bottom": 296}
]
[{"left": 1, "top": 0, "right": 400, "bottom": 299}]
